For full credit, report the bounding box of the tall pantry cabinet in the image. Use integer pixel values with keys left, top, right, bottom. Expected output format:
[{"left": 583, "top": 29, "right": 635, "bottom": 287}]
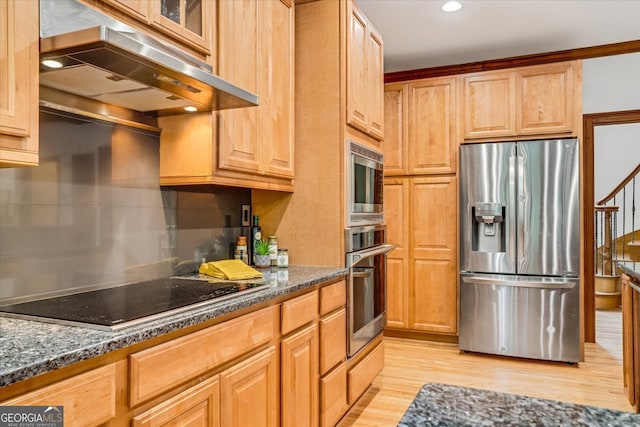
[
  {"left": 252, "top": 0, "right": 385, "bottom": 424},
  {"left": 383, "top": 78, "right": 459, "bottom": 338}
]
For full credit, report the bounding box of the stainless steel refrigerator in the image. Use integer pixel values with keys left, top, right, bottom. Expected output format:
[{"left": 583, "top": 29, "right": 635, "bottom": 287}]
[{"left": 459, "top": 138, "right": 580, "bottom": 363}]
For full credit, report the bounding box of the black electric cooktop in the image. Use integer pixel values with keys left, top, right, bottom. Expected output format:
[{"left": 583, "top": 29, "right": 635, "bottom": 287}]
[{"left": 0, "top": 277, "right": 267, "bottom": 330}]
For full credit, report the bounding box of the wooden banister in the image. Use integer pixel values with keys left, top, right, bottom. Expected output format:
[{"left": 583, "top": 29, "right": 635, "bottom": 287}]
[{"left": 597, "top": 163, "right": 640, "bottom": 206}]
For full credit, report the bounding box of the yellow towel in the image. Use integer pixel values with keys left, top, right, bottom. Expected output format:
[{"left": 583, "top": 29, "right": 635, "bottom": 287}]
[{"left": 199, "top": 259, "right": 264, "bottom": 280}]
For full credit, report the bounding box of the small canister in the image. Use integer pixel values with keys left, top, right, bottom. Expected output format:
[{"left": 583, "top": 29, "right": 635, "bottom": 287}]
[
  {"left": 236, "top": 236, "right": 248, "bottom": 264},
  {"left": 268, "top": 236, "right": 278, "bottom": 266},
  {"left": 277, "top": 249, "right": 289, "bottom": 268}
]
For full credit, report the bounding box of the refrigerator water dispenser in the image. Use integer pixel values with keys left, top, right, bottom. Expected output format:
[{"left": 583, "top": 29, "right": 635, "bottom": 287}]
[{"left": 472, "top": 202, "right": 505, "bottom": 253}]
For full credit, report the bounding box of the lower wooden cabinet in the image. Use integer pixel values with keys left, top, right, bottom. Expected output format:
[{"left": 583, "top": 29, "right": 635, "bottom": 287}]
[
  {"left": 133, "top": 376, "right": 220, "bottom": 427},
  {"left": 220, "top": 346, "right": 279, "bottom": 427},
  {"left": 347, "top": 341, "right": 384, "bottom": 404},
  {"left": 384, "top": 176, "right": 458, "bottom": 337},
  {"left": 320, "top": 363, "right": 348, "bottom": 427},
  {"left": 281, "top": 324, "right": 319, "bottom": 427},
  {"left": 622, "top": 273, "right": 640, "bottom": 412},
  {"left": 0, "top": 278, "right": 386, "bottom": 426},
  {"left": 1, "top": 364, "right": 119, "bottom": 427}
]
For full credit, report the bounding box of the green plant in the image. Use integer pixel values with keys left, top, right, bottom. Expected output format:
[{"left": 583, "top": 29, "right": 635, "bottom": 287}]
[{"left": 254, "top": 239, "right": 270, "bottom": 256}]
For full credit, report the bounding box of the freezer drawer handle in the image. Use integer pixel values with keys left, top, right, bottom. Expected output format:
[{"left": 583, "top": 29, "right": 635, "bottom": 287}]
[{"left": 462, "top": 276, "right": 576, "bottom": 289}]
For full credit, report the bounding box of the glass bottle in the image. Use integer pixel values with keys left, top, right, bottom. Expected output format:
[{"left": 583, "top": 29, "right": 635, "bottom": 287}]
[{"left": 250, "top": 215, "right": 262, "bottom": 265}]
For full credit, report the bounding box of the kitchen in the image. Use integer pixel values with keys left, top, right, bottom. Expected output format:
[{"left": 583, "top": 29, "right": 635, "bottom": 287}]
[{"left": 1, "top": 0, "right": 640, "bottom": 426}]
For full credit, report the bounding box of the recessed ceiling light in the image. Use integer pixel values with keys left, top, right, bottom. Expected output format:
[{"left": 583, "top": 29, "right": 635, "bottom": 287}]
[
  {"left": 442, "top": 1, "right": 462, "bottom": 12},
  {"left": 41, "top": 59, "right": 64, "bottom": 69},
  {"left": 184, "top": 106, "right": 198, "bottom": 112}
]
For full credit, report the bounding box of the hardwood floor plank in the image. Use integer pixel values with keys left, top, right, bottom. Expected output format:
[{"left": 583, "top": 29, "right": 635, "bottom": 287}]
[{"left": 339, "top": 310, "right": 631, "bottom": 426}]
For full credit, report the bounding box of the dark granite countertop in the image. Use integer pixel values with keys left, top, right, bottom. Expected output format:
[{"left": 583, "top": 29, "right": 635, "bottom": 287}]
[
  {"left": 398, "top": 383, "right": 640, "bottom": 426},
  {"left": 0, "top": 265, "right": 347, "bottom": 388},
  {"left": 618, "top": 261, "right": 640, "bottom": 286}
]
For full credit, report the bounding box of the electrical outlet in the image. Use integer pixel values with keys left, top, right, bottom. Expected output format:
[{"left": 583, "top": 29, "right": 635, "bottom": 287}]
[{"left": 241, "top": 205, "right": 251, "bottom": 227}]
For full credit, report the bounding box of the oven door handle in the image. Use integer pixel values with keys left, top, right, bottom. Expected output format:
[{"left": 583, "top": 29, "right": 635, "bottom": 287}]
[
  {"left": 351, "top": 270, "right": 372, "bottom": 279},
  {"left": 346, "top": 243, "right": 396, "bottom": 268}
]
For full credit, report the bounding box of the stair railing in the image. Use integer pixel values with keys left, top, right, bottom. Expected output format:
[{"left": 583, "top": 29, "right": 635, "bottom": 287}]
[{"left": 595, "top": 162, "right": 640, "bottom": 275}]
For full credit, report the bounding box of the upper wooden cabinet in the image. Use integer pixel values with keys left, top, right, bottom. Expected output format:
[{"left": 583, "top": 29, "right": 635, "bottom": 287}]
[
  {"left": 462, "top": 71, "right": 516, "bottom": 139},
  {"left": 159, "top": 0, "right": 294, "bottom": 191},
  {"left": 462, "top": 61, "right": 580, "bottom": 140},
  {"left": 100, "top": 0, "right": 212, "bottom": 54},
  {"left": 0, "top": 0, "right": 39, "bottom": 167},
  {"left": 347, "top": 0, "right": 384, "bottom": 141},
  {"left": 516, "top": 62, "right": 576, "bottom": 135},
  {"left": 383, "top": 83, "right": 409, "bottom": 175},
  {"left": 382, "top": 77, "right": 458, "bottom": 176},
  {"left": 217, "top": 0, "right": 294, "bottom": 180}
]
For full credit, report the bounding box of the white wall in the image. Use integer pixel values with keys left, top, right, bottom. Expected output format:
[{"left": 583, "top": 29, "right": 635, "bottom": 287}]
[
  {"left": 584, "top": 52, "right": 640, "bottom": 237},
  {"left": 583, "top": 52, "right": 640, "bottom": 114}
]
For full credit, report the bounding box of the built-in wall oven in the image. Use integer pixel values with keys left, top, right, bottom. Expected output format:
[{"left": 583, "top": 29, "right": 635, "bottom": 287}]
[
  {"left": 346, "top": 140, "right": 384, "bottom": 226},
  {"left": 345, "top": 224, "right": 395, "bottom": 357}
]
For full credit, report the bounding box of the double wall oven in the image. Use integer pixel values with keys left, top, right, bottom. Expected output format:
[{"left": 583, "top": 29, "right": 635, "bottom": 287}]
[{"left": 345, "top": 140, "right": 394, "bottom": 357}]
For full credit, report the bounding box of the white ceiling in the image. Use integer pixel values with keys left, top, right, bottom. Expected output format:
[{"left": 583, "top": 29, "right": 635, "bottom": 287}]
[{"left": 355, "top": 0, "right": 640, "bottom": 73}]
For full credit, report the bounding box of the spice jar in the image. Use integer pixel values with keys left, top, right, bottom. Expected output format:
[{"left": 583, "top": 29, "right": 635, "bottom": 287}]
[{"left": 277, "top": 249, "right": 289, "bottom": 267}]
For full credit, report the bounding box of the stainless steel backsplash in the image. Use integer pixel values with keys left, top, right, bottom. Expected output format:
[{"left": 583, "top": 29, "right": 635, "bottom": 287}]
[{"left": 0, "top": 110, "right": 250, "bottom": 302}]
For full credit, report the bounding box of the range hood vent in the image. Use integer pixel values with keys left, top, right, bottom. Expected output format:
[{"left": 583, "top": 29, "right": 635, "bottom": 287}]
[{"left": 39, "top": 0, "right": 258, "bottom": 116}]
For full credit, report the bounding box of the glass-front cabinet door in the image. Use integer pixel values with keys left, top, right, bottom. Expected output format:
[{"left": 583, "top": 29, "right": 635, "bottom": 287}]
[
  {"left": 151, "top": 0, "right": 211, "bottom": 53},
  {"left": 101, "top": 0, "right": 211, "bottom": 54}
]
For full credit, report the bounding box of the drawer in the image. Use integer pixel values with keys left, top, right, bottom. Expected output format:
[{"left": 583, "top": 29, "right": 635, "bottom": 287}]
[
  {"left": 320, "top": 307, "right": 346, "bottom": 375},
  {"left": 1, "top": 364, "right": 117, "bottom": 427},
  {"left": 320, "top": 280, "right": 346, "bottom": 315},
  {"left": 348, "top": 341, "right": 384, "bottom": 404},
  {"left": 133, "top": 375, "right": 220, "bottom": 427},
  {"left": 129, "top": 306, "right": 276, "bottom": 406},
  {"left": 320, "top": 362, "right": 348, "bottom": 427},
  {"left": 281, "top": 290, "right": 318, "bottom": 335}
]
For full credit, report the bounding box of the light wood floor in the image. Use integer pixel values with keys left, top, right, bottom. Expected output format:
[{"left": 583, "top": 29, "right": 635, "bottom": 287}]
[{"left": 339, "top": 309, "right": 631, "bottom": 426}]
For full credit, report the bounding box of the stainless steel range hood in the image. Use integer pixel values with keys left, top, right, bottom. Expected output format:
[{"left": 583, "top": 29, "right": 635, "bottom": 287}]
[{"left": 39, "top": 0, "right": 258, "bottom": 118}]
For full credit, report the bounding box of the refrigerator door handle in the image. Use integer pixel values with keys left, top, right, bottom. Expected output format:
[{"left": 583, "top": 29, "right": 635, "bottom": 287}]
[
  {"left": 516, "top": 153, "right": 527, "bottom": 271},
  {"left": 508, "top": 154, "right": 518, "bottom": 267},
  {"left": 461, "top": 275, "right": 577, "bottom": 289}
]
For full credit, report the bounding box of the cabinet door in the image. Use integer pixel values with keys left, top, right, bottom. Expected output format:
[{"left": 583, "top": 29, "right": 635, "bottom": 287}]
[
  {"left": 319, "top": 362, "right": 347, "bottom": 427},
  {"left": 281, "top": 324, "right": 319, "bottom": 427},
  {"left": 410, "top": 177, "right": 458, "bottom": 334},
  {"left": 0, "top": 0, "right": 39, "bottom": 167},
  {"left": 319, "top": 308, "right": 347, "bottom": 375},
  {"left": 384, "top": 178, "right": 410, "bottom": 330},
  {"left": 133, "top": 376, "right": 220, "bottom": 427},
  {"left": 463, "top": 71, "right": 516, "bottom": 139},
  {"left": 217, "top": 0, "right": 260, "bottom": 174},
  {"left": 346, "top": 1, "right": 368, "bottom": 135},
  {"left": 383, "top": 83, "right": 408, "bottom": 175},
  {"left": 516, "top": 62, "right": 575, "bottom": 135},
  {"left": 150, "top": 0, "right": 212, "bottom": 53},
  {"left": 101, "top": 0, "right": 149, "bottom": 21},
  {"left": 1, "top": 365, "right": 117, "bottom": 427},
  {"left": 220, "top": 346, "right": 279, "bottom": 427},
  {"left": 409, "top": 77, "right": 458, "bottom": 174},
  {"left": 366, "top": 23, "right": 384, "bottom": 140},
  {"left": 259, "top": 0, "right": 295, "bottom": 178}
]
